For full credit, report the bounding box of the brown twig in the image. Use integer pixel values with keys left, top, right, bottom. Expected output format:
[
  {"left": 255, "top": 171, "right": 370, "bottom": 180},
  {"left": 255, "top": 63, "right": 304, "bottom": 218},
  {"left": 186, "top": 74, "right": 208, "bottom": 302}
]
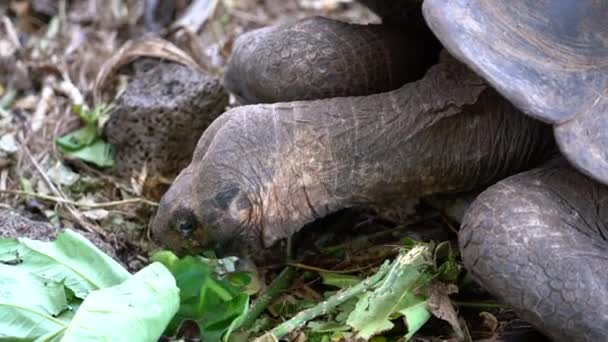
[
  {"left": 440, "top": 212, "right": 460, "bottom": 235},
  {"left": 0, "top": 189, "right": 158, "bottom": 208}
]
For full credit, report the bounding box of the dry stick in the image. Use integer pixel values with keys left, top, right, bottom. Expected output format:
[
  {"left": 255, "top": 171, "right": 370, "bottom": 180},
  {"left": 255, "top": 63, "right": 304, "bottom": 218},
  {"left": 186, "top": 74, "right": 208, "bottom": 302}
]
[
  {"left": 1, "top": 16, "right": 21, "bottom": 48},
  {"left": 227, "top": 9, "right": 268, "bottom": 25},
  {"left": 259, "top": 260, "right": 392, "bottom": 340},
  {"left": 31, "top": 78, "right": 54, "bottom": 133},
  {"left": 0, "top": 189, "right": 158, "bottom": 208},
  {"left": 439, "top": 212, "right": 460, "bottom": 235},
  {"left": 23, "top": 146, "right": 100, "bottom": 234}
]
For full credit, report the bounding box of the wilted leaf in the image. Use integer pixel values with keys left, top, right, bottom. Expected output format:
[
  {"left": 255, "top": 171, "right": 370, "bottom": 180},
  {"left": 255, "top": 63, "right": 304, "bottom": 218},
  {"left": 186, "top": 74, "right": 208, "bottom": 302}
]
[
  {"left": 47, "top": 162, "right": 80, "bottom": 186},
  {"left": 427, "top": 283, "right": 463, "bottom": 340},
  {"left": 0, "top": 133, "right": 18, "bottom": 153},
  {"left": 0, "top": 86, "right": 17, "bottom": 109},
  {"left": 72, "top": 104, "right": 113, "bottom": 125},
  {"left": 479, "top": 311, "right": 498, "bottom": 333},
  {"left": 81, "top": 209, "right": 109, "bottom": 220},
  {"left": 434, "top": 241, "right": 461, "bottom": 283}
]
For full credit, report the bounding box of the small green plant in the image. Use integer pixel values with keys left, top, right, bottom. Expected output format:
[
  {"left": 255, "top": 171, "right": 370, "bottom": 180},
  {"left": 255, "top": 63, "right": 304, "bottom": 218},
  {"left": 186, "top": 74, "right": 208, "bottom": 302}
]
[{"left": 56, "top": 104, "right": 114, "bottom": 168}]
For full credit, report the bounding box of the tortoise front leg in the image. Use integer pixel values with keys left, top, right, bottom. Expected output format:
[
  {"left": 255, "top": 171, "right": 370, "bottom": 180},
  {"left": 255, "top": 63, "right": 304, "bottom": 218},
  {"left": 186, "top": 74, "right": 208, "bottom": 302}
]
[{"left": 460, "top": 158, "right": 608, "bottom": 342}]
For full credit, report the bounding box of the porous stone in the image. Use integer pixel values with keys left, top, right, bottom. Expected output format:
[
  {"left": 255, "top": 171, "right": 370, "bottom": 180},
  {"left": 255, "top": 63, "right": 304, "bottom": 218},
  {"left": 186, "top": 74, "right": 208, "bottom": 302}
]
[{"left": 104, "top": 60, "right": 228, "bottom": 178}]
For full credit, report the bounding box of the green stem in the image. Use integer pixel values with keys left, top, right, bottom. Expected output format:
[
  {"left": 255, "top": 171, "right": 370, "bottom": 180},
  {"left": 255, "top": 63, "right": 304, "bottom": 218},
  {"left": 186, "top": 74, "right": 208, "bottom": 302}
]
[
  {"left": 260, "top": 260, "right": 392, "bottom": 340},
  {"left": 207, "top": 277, "right": 234, "bottom": 301},
  {"left": 238, "top": 266, "right": 297, "bottom": 330}
]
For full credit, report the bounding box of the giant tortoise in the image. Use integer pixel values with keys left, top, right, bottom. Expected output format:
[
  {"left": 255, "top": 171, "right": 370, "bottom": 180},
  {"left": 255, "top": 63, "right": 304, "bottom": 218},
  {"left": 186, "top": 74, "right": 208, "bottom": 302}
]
[{"left": 150, "top": 1, "right": 608, "bottom": 341}]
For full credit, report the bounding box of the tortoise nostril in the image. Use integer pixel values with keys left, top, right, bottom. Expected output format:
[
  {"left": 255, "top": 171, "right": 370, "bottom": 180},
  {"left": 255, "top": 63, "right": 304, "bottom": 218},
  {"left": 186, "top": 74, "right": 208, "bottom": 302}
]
[
  {"left": 170, "top": 209, "right": 200, "bottom": 238},
  {"left": 176, "top": 219, "right": 195, "bottom": 237}
]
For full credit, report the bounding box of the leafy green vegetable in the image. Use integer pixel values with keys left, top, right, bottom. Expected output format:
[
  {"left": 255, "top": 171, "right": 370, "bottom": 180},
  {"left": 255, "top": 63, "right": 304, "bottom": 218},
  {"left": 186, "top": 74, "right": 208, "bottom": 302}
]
[
  {"left": 346, "top": 245, "right": 433, "bottom": 340},
  {"left": 16, "top": 229, "right": 130, "bottom": 298},
  {"left": 61, "top": 262, "right": 179, "bottom": 342},
  {"left": 56, "top": 104, "right": 114, "bottom": 167},
  {"left": 152, "top": 251, "right": 251, "bottom": 341},
  {"left": 0, "top": 265, "right": 70, "bottom": 340},
  {"left": 0, "top": 238, "right": 27, "bottom": 263},
  {"left": 0, "top": 230, "right": 180, "bottom": 341}
]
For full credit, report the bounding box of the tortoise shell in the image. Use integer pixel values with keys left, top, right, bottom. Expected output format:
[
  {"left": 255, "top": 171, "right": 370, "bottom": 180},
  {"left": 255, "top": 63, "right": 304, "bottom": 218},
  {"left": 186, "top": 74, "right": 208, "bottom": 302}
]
[{"left": 423, "top": 0, "right": 608, "bottom": 185}]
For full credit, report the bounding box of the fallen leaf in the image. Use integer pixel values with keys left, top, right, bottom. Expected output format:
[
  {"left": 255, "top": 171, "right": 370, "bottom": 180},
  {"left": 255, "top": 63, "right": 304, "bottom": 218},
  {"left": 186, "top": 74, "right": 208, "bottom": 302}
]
[
  {"left": 47, "top": 162, "right": 80, "bottom": 186},
  {"left": 81, "top": 209, "right": 109, "bottom": 221},
  {"left": 427, "top": 283, "right": 464, "bottom": 340},
  {"left": 0, "top": 133, "right": 18, "bottom": 153},
  {"left": 479, "top": 311, "right": 498, "bottom": 333}
]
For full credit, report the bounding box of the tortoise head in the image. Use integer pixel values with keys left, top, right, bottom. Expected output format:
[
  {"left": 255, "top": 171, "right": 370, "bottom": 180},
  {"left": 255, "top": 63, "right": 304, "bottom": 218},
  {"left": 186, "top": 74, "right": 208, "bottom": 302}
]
[
  {"left": 149, "top": 107, "right": 300, "bottom": 260},
  {"left": 150, "top": 160, "right": 265, "bottom": 258}
]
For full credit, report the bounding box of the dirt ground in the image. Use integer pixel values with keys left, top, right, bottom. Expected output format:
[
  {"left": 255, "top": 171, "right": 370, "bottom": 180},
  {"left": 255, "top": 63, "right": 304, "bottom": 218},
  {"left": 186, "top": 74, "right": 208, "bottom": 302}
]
[{"left": 0, "top": 1, "right": 549, "bottom": 341}]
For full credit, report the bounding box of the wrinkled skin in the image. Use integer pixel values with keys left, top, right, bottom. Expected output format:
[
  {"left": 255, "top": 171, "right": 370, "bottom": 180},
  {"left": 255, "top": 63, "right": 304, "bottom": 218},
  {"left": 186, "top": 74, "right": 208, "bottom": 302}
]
[
  {"left": 152, "top": 52, "right": 554, "bottom": 256},
  {"left": 151, "top": 5, "right": 608, "bottom": 342}
]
